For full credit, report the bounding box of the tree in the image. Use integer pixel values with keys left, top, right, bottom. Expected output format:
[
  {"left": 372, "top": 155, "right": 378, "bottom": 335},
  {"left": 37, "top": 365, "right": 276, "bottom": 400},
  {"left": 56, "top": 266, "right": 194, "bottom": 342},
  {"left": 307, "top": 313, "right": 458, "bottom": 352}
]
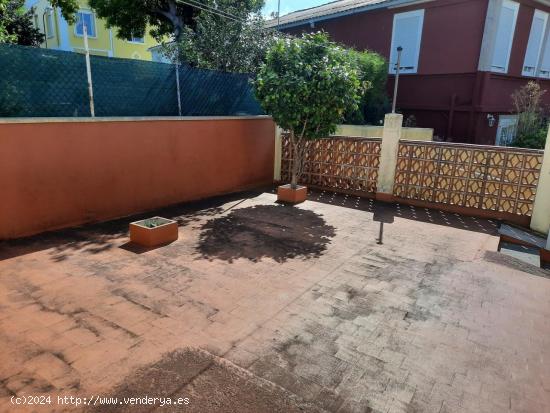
[
  {"left": 255, "top": 32, "right": 366, "bottom": 188},
  {"left": 511, "top": 81, "right": 548, "bottom": 149},
  {"left": 162, "top": 8, "right": 278, "bottom": 73},
  {"left": 50, "top": 0, "right": 263, "bottom": 42},
  {"left": 0, "top": 0, "right": 15, "bottom": 43},
  {"left": 344, "top": 48, "right": 388, "bottom": 125},
  {"left": 0, "top": 0, "right": 45, "bottom": 46}
]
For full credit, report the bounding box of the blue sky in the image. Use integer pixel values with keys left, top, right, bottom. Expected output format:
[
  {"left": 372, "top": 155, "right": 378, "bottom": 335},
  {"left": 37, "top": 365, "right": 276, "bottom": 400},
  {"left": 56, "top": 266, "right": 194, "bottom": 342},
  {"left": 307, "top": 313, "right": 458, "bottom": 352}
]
[{"left": 262, "top": 0, "right": 332, "bottom": 17}]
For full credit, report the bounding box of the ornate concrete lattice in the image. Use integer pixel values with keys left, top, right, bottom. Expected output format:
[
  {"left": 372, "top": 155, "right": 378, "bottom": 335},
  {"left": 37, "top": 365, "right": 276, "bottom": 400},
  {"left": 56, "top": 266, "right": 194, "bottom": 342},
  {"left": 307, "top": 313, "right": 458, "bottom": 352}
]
[
  {"left": 393, "top": 141, "right": 544, "bottom": 216},
  {"left": 281, "top": 135, "right": 381, "bottom": 194}
]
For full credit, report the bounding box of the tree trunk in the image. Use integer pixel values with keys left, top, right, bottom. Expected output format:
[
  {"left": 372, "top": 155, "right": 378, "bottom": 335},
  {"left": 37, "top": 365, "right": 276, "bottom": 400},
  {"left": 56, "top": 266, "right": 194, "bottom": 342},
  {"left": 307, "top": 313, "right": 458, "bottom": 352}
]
[
  {"left": 162, "top": 0, "right": 185, "bottom": 41},
  {"left": 290, "top": 130, "right": 300, "bottom": 189}
]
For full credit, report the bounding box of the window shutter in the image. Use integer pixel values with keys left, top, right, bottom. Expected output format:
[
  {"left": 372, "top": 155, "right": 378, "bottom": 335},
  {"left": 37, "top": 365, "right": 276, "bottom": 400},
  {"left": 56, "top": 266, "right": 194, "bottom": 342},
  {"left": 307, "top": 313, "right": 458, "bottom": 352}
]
[
  {"left": 539, "top": 38, "right": 550, "bottom": 77},
  {"left": 491, "top": 0, "right": 519, "bottom": 73},
  {"left": 390, "top": 10, "right": 424, "bottom": 74},
  {"left": 523, "top": 11, "right": 548, "bottom": 76}
]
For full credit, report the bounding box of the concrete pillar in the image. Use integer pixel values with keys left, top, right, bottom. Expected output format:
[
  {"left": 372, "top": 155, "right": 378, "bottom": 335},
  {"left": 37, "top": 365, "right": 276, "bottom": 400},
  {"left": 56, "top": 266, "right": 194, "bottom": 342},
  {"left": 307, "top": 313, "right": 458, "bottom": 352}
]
[
  {"left": 376, "top": 113, "right": 403, "bottom": 200},
  {"left": 274, "top": 126, "right": 282, "bottom": 182},
  {"left": 531, "top": 128, "right": 550, "bottom": 235}
]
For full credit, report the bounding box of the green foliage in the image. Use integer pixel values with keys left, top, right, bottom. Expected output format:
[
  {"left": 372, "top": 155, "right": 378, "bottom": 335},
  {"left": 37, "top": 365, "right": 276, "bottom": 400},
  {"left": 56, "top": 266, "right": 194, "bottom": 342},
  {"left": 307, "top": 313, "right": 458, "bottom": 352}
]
[
  {"left": 48, "top": 0, "right": 78, "bottom": 22},
  {"left": 0, "top": 0, "right": 15, "bottom": 43},
  {"left": 0, "top": 0, "right": 44, "bottom": 46},
  {"left": 511, "top": 81, "right": 547, "bottom": 149},
  {"left": 255, "top": 32, "right": 365, "bottom": 186},
  {"left": 255, "top": 32, "right": 364, "bottom": 140},
  {"left": 343, "top": 48, "right": 388, "bottom": 125},
  {"left": 162, "top": 3, "right": 276, "bottom": 73},
  {"left": 52, "top": 0, "right": 263, "bottom": 42},
  {"left": 513, "top": 126, "right": 547, "bottom": 150}
]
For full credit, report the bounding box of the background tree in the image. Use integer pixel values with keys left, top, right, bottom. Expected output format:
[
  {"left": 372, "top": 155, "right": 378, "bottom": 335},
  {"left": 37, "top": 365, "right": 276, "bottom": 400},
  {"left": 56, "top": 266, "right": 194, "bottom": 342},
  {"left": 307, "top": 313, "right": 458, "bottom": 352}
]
[
  {"left": 0, "top": 0, "right": 15, "bottom": 43},
  {"left": 0, "top": 0, "right": 45, "bottom": 46},
  {"left": 344, "top": 48, "right": 388, "bottom": 125},
  {"left": 255, "top": 32, "right": 366, "bottom": 189},
  {"left": 50, "top": 0, "right": 263, "bottom": 42},
  {"left": 162, "top": 8, "right": 277, "bottom": 73},
  {"left": 512, "top": 81, "right": 548, "bottom": 149}
]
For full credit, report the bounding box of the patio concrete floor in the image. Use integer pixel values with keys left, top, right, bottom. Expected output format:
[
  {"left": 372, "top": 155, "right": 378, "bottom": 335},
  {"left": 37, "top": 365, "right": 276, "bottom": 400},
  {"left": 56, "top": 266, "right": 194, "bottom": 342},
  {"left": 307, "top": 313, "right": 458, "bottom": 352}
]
[{"left": 1, "top": 189, "right": 549, "bottom": 413}]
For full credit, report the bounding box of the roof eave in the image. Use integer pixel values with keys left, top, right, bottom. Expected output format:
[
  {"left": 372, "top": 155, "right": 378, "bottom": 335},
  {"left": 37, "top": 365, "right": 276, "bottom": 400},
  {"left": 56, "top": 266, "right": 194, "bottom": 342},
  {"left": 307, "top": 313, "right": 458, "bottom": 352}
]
[{"left": 267, "top": 0, "right": 429, "bottom": 30}]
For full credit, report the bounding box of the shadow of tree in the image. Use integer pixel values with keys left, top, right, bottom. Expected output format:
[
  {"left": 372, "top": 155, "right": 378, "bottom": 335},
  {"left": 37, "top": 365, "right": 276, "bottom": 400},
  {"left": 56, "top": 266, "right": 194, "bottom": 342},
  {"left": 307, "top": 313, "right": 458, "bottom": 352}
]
[
  {"left": 46, "top": 204, "right": 225, "bottom": 262},
  {"left": 196, "top": 204, "right": 336, "bottom": 263},
  {"left": 0, "top": 190, "right": 265, "bottom": 262},
  {"left": 307, "top": 189, "right": 499, "bottom": 235}
]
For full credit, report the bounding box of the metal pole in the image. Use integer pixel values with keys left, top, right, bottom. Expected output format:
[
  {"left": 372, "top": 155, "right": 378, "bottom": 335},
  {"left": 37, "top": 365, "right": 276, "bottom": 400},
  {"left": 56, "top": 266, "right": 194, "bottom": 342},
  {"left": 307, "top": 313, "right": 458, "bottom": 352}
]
[
  {"left": 392, "top": 46, "right": 402, "bottom": 114},
  {"left": 277, "top": 0, "right": 281, "bottom": 28},
  {"left": 175, "top": 60, "right": 182, "bottom": 117},
  {"left": 83, "top": 25, "right": 95, "bottom": 117},
  {"left": 547, "top": 231, "right": 550, "bottom": 250},
  {"left": 377, "top": 222, "right": 384, "bottom": 244}
]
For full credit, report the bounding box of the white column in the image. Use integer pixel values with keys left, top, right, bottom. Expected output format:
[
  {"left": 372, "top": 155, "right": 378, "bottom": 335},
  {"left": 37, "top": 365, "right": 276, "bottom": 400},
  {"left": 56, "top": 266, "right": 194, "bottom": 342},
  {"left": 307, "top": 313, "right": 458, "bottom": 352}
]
[
  {"left": 376, "top": 113, "right": 403, "bottom": 198},
  {"left": 531, "top": 126, "right": 550, "bottom": 236},
  {"left": 108, "top": 29, "right": 114, "bottom": 57}
]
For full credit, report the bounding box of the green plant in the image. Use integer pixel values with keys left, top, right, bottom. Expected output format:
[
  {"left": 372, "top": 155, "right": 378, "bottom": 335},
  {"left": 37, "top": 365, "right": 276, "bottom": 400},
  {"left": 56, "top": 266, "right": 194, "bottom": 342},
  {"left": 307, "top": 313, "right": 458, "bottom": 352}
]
[
  {"left": 513, "top": 126, "right": 547, "bottom": 149},
  {"left": 255, "top": 32, "right": 365, "bottom": 189},
  {"left": 141, "top": 218, "right": 168, "bottom": 228},
  {"left": 511, "top": 81, "right": 547, "bottom": 148},
  {"left": 0, "top": 0, "right": 44, "bottom": 46},
  {"left": 343, "top": 48, "right": 388, "bottom": 125}
]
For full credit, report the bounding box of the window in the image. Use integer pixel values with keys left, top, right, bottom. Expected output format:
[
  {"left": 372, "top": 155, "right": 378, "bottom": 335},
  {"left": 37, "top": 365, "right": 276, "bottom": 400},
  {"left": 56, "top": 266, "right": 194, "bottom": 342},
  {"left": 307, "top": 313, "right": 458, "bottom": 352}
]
[
  {"left": 491, "top": 0, "right": 519, "bottom": 73},
  {"left": 536, "top": 13, "right": 550, "bottom": 78},
  {"left": 127, "top": 34, "right": 144, "bottom": 43},
  {"left": 389, "top": 10, "right": 424, "bottom": 74},
  {"left": 75, "top": 11, "right": 96, "bottom": 37},
  {"left": 496, "top": 115, "right": 518, "bottom": 146},
  {"left": 44, "top": 9, "right": 55, "bottom": 38},
  {"left": 523, "top": 10, "right": 548, "bottom": 76}
]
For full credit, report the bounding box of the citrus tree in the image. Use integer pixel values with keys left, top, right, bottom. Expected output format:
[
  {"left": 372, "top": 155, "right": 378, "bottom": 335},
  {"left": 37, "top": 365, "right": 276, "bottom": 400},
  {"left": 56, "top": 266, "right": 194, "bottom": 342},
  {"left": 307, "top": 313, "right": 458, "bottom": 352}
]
[{"left": 255, "top": 32, "right": 366, "bottom": 188}]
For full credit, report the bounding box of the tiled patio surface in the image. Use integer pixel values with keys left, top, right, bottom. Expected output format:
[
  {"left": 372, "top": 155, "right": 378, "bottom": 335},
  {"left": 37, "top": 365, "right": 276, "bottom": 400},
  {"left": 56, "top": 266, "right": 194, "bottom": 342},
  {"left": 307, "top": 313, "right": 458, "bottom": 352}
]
[{"left": 1, "top": 189, "right": 549, "bottom": 413}]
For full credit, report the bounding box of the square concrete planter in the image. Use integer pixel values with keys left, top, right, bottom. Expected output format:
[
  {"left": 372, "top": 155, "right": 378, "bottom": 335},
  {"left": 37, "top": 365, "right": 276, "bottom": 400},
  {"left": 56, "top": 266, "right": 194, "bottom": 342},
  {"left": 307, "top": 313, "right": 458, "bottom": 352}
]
[
  {"left": 277, "top": 184, "right": 307, "bottom": 204},
  {"left": 129, "top": 217, "right": 178, "bottom": 247}
]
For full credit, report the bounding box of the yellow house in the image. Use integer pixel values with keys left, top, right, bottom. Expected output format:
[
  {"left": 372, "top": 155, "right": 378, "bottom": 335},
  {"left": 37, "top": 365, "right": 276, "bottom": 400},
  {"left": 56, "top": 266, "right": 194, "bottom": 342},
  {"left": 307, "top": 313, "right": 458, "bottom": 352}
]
[{"left": 26, "top": 0, "right": 160, "bottom": 60}]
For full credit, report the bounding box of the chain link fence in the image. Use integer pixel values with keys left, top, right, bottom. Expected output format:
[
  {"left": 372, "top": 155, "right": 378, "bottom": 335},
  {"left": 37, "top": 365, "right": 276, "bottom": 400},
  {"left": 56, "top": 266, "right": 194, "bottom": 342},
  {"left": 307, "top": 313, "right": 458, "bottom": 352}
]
[{"left": 0, "top": 43, "right": 264, "bottom": 117}]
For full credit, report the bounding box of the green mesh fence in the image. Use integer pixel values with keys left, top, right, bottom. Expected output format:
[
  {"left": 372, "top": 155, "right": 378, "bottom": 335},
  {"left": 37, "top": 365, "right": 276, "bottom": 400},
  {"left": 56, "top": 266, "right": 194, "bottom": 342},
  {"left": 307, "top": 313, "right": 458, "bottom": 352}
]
[{"left": 0, "top": 43, "right": 264, "bottom": 117}]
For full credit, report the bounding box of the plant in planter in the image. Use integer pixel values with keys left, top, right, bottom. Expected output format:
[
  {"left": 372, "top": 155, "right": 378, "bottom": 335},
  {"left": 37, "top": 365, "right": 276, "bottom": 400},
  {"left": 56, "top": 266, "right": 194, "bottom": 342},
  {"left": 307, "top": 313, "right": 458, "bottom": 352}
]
[
  {"left": 255, "top": 32, "right": 366, "bottom": 203},
  {"left": 129, "top": 217, "right": 178, "bottom": 247}
]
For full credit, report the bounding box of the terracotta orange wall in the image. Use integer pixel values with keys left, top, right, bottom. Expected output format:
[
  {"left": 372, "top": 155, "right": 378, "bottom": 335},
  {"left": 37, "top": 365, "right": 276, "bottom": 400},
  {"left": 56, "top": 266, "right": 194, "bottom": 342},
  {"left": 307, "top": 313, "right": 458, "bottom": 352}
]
[{"left": 0, "top": 117, "right": 275, "bottom": 239}]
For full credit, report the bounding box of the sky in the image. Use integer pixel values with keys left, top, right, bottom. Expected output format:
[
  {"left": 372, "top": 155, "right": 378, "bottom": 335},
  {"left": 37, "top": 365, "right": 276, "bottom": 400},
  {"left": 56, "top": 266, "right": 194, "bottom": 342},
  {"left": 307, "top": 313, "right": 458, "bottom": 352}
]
[{"left": 262, "top": 0, "right": 333, "bottom": 17}]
